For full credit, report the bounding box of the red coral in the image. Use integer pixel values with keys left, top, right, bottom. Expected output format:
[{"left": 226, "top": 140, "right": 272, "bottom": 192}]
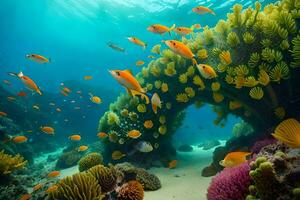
[
  {"left": 117, "top": 180, "right": 144, "bottom": 200},
  {"left": 207, "top": 163, "right": 251, "bottom": 200}
]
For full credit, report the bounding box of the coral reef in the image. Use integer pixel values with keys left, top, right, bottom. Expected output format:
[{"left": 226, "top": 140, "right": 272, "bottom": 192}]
[
  {"left": 117, "top": 180, "right": 144, "bottom": 200},
  {"left": 78, "top": 152, "right": 103, "bottom": 172},
  {"left": 207, "top": 162, "right": 251, "bottom": 200},
  {"left": 232, "top": 121, "right": 254, "bottom": 137},
  {"left": 250, "top": 137, "right": 276, "bottom": 154},
  {"left": 55, "top": 150, "right": 82, "bottom": 169}
]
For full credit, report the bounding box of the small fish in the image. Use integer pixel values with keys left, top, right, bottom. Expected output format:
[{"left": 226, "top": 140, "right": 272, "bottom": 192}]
[
  {"left": 193, "top": 23, "right": 201, "bottom": 29},
  {"left": 163, "top": 40, "right": 197, "bottom": 65},
  {"left": 19, "top": 194, "right": 32, "bottom": 200},
  {"left": 33, "top": 105, "right": 40, "bottom": 110},
  {"left": 78, "top": 145, "right": 88, "bottom": 151},
  {"left": 84, "top": 75, "right": 93, "bottom": 80},
  {"left": 74, "top": 106, "right": 81, "bottom": 110},
  {"left": 192, "top": 6, "right": 215, "bottom": 15},
  {"left": 56, "top": 108, "right": 61, "bottom": 112},
  {"left": 17, "top": 91, "right": 27, "bottom": 97},
  {"left": 148, "top": 55, "right": 155, "bottom": 59},
  {"left": 147, "top": 24, "right": 176, "bottom": 35},
  {"left": 136, "top": 60, "right": 145, "bottom": 66},
  {"left": 197, "top": 64, "right": 217, "bottom": 79},
  {"left": 7, "top": 96, "right": 16, "bottom": 101},
  {"left": 151, "top": 93, "right": 162, "bottom": 114},
  {"left": 47, "top": 171, "right": 60, "bottom": 178},
  {"left": 45, "top": 185, "right": 58, "bottom": 193},
  {"left": 107, "top": 42, "right": 125, "bottom": 52},
  {"left": 127, "top": 37, "right": 147, "bottom": 50},
  {"left": 174, "top": 26, "right": 194, "bottom": 36},
  {"left": 135, "top": 141, "right": 153, "bottom": 153},
  {"left": 219, "top": 152, "right": 251, "bottom": 168},
  {"left": 168, "top": 160, "right": 177, "bottom": 169},
  {"left": 76, "top": 90, "right": 82, "bottom": 94},
  {"left": 13, "top": 136, "right": 28, "bottom": 143},
  {"left": 89, "top": 93, "right": 102, "bottom": 104},
  {"left": 109, "top": 69, "right": 149, "bottom": 104},
  {"left": 0, "top": 111, "right": 7, "bottom": 117},
  {"left": 69, "top": 134, "right": 81, "bottom": 141},
  {"left": 49, "top": 102, "right": 55, "bottom": 106},
  {"left": 40, "top": 126, "right": 55, "bottom": 134},
  {"left": 97, "top": 132, "right": 108, "bottom": 139},
  {"left": 33, "top": 183, "right": 43, "bottom": 191},
  {"left": 127, "top": 130, "right": 141, "bottom": 139},
  {"left": 3, "top": 80, "right": 11, "bottom": 85},
  {"left": 112, "top": 150, "right": 126, "bottom": 160},
  {"left": 8, "top": 72, "right": 42, "bottom": 95},
  {"left": 26, "top": 54, "right": 50, "bottom": 63}
]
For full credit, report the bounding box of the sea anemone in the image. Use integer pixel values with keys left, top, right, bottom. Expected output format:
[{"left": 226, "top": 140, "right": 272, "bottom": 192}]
[
  {"left": 261, "top": 48, "right": 276, "bottom": 63},
  {"left": 225, "top": 75, "right": 234, "bottom": 84},
  {"left": 211, "top": 82, "right": 221, "bottom": 92},
  {"left": 197, "top": 49, "right": 208, "bottom": 59},
  {"left": 234, "top": 76, "right": 246, "bottom": 89},
  {"left": 158, "top": 125, "right": 167, "bottom": 135},
  {"left": 117, "top": 181, "right": 144, "bottom": 200},
  {"left": 219, "top": 51, "right": 232, "bottom": 65},
  {"left": 161, "top": 83, "right": 169, "bottom": 93},
  {"left": 243, "top": 32, "right": 255, "bottom": 44},
  {"left": 258, "top": 70, "right": 270, "bottom": 86},
  {"left": 179, "top": 73, "right": 188, "bottom": 84},
  {"left": 137, "top": 104, "right": 146, "bottom": 113},
  {"left": 164, "top": 62, "right": 177, "bottom": 76},
  {"left": 193, "top": 75, "right": 205, "bottom": 90},
  {"left": 176, "top": 93, "right": 189, "bottom": 103},
  {"left": 144, "top": 120, "right": 153, "bottom": 129},
  {"left": 227, "top": 32, "right": 240, "bottom": 47},
  {"left": 249, "top": 87, "right": 264, "bottom": 100},
  {"left": 107, "top": 111, "right": 120, "bottom": 125},
  {"left": 213, "top": 92, "right": 224, "bottom": 103},
  {"left": 185, "top": 87, "right": 195, "bottom": 98}
]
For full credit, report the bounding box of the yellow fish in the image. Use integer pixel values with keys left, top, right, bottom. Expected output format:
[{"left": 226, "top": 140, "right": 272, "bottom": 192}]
[
  {"left": 197, "top": 64, "right": 217, "bottom": 79},
  {"left": 89, "top": 93, "right": 102, "bottom": 104},
  {"left": 84, "top": 75, "right": 93, "bottom": 80},
  {"left": 127, "top": 36, "right": 147, "bottom": 50},
  {"left": 112, "top": 150, "right": 126, "bottom": 160},
  {"left": 78, "top": 145, "right": 88, "bottom": 152},
  {"left": 272, "top": 118, "right": 300, "bottom": 148},
  {"left": 174, "top": 26, "right": 194, "bottom": 36},
  {"left": 192, "top": 6, "right": 215, "bottom": 15},
  {"left": 147, "top": 24, "right": 176, "bottom": 35},
  {"left": 26, "top": 53, "right": 50, "bottom": 63},
  {"left": 219, "top": 152, "right": 251, "bottom": 168}
]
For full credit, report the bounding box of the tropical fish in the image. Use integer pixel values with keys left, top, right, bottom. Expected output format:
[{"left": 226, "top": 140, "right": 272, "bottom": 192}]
[
  {"left": 47, "top": 171, "right": 60, "bottom": 178},
  {"left": 8, "top": 72, "right": 42, "bottom": 95},
  {"left": 136, "top": 60, "right": 145, "bottom": 66},
  {"left": 219, "top": 152, "right": 251, "bottom": 168},
  {"left": 147, "top": 24, "right": 176, "bottom": 35},
  {"left": 33, "top": 183, "right": 43, "bottom": 191},
  {"left": 19, "top": 194, "right": 32, "bottom": 200},
  {"left": 13, "top": 136, "right": 28, "bottom": 143},
  {"left": 89, "top": 93, "right": 102, "bottom": 104},
  {"left": 163, "top": 40, "right": 197, "bottom": 65},
  {"left": 3, "top": 80, "right": 11, "bottom": 85},
  {"left": 97, "top": 132, "right": 108, "bottom": 139},
  {"left": 7, "top": 96, "right": 16, "bottom": 101},
  {"left": 107, "top": 42, "right": 125, "bottom": 52},
  {"left": 112, "top": 150, "right": 126, "bottom": 160},
  {"left": 49, "top": 102, "right": 55, "bottom": 106},
  {"left": 197, "top": 64, "right": 217, "bottom": 79},
  {"left": 45, "top": 185, "right": 58, "bottom": 193},
  {"left": 0, "top": 111, "right": 7, "bottom": 117},
  {"left": 174, "top": 26, "right": 194, "bottom": 36},
  {"left": 148, "top": 55, "right": 155, "bottom": 59},
  {"left": 40, "top": 126, "right": 55, "bottom": 134},
  {"left": 168, "top": 160, "right": 177, "bottom": 169},
  {"left": 78, "top": 145, "right": 88, "bottom": 151},
  {"left": 33, "top": 105, "right": 40, "bottom": 110},
  {"left": 69, "top": 134, "right": 81, "bottom": 141},
  {"left": 151, "top": 93, "right": 162, "bottom": 114},
  {"left": 135, "top": 141, "right": 153, "bottom": 153},
  {"left": 61, "top": 87, "right": 71, "bottom": 96},
  {"left": 127, "top": 130, "right": 141, "bottom": 139},
  {"left": 17, "top": 91, "right": 27, "bottom": 97},
  {"left": 56, "top": 108, "right": 61, "bottom": 112},
  {"left": 84, "top": 75, "right": 93, "bottom": 80},
  {"left": 109, "top": 69, "right": 150, "bottom": 104},
  {"left": 26, "top": 54, "right": 50, "bottom": 63},
  {"left": 127, "top": 37, "right": 147, "bottom": 50},
  {"left": 192, "top": 6, "right": 215, "bottom": 15},
  {"left": 193, "top": 23, "right": 201, "bottom": 29},
  {"left": 272, "top": 118, "right": 300, "bottom": 148}
]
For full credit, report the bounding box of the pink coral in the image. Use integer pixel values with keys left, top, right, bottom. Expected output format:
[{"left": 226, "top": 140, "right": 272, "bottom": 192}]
[
  {"left": 207, "top": 163, "right": 251, "bottom": 200},
  {"left": 251, "top": 138, "right": 276, "bottom": 154}
]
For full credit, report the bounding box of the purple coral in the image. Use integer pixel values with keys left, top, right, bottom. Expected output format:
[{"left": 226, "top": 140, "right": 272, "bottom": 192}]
[
  {"left": 207, "top": 163, "right": 251, "bottom": 200},
  {"left": 251, "top": 138, "right": 276, "bottom": 154}
]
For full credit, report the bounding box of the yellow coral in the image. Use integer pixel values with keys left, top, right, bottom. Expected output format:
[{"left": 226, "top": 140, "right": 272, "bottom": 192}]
[
  {"left": 219, "top": 51, "right": 232, "bottom": 65},
  {"left": 235, "top": 65, "right": 249, "bottom": 76},
  {"left": 217, "top": 64, "right": 227, "bottom": 73},
  {"left": 161, "top": 83, "right": 169, "bottom": 93},
  {"left": 229, "top": 101, "right": 242, "bottom": 110},
  {"left": 186, "top": 66, "right": 195, "bottom": 77},
  {"left": 244, "top": 76, "right": 258, "bottom": 87},
  {"left": 179, "top": 73, "right": 188, "bottom": 84},
  {"left": 225, "top": 74, "right": 234, "bottom": 84},
  {"left": 248, "top": 53, "right": 260, "bottom": 68},
  {"left": 185, "top": 87, "right": 195, "bottom": 98},
  {"left": 151, "top": 44, "right": 161, "bottom": 54},
  {"left": 193, "top": 75, "right": 205, "bottom": 90},
  {"left": 213, "top": 92, "right": 224, "bottom": 103},
  {"left": 258, "top": 70, "right": 270, "bottom": 86},
  {"left": 249, "top": 87, "right": 264, "bottom": 100},
  {"left": 149, "top": 64, "right": 161, "bottom": 77},
  {"left": 176, "top": 93, "right": 189, "bottom": 103},
  {"left": 274, "top": 107, "right": 285, "bottom": 120},
  {"left": 269, "top": 62, "right": 290, "bottom": 82},
  {"left": 158, "top": 125, "right": 167, "bottom": 135},
  {"left": 144, "top": 120, "right": 153, "bottom": 129},
  {"left": 211, "top": 82, "right": 221, "bottom": 92},
  {"left": 120, "top": 109, "right": 129, "bottom": 117},
  {"left": 146, "top": 83, "right": 153, "bottom": 91},
  {"left": 159, "top": 115, "right": 166, "bottom": 124},
  {"left": 197, "top": 49, "right": 208, "bottom": 59},
  {"left": 137, "top": 104, "right": 147, "bottom": 113},
  {"left": 107, "top": 112, "right": 120, "bottom": 125},
  {"left": 166, "top": 102, "right": 172, "bottom": 109},
  {"left": 164, "top": 63, "right": 177, "bottom": 77},
  {"left": 234, "top": 76, "right": 246, "bottom": 89},
  {"left": 0, "top": 150, "right": 27, "bottom": 176},
  {"left": 154, "top": 80, "right": 162, "bottom": 89}
]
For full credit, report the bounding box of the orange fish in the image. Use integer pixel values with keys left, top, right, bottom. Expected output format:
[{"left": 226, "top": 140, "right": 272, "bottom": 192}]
[
  {"left": 197, "top": 64, "right": 217, "bottom": 79},
  {"left": 174, "top": 26, "right": 194, "bottom": 36},
  {"left": 69, "top": 134, "right": 81, "bottom": 141},
  {"left": 192, "top": 6, "right": 215, "bottom": 15},
  {"left": 17, "top": 91, "right": 27, "bottom": 97},
  {"left": 151, "top": 93, "right": 162, "bottom": 114},
  {"left": 3, "top": 80, "right": 11, "bottom": 85},
  {"left": 112, "top": 150, "right": 126, "bottom": 160},
  {"left": 164, "top": 40, "right": 197, "bottom": 65},
  {"left": 78, "top": 145, "right": 88, "bottom": 152},
  {"left": 193, "top": 23, "right": 201, "bottom": 29},
  {"left": 26, "top": 54, "right": 50, "bottom": 63},
  {"left": 219, "top": 152, "right": 251, "bottom": 168},
  {"left": 0, "top": 111, "right": 7, "bottom": 117},
  {"left": 147, "top": 24, "right": 176, "bottom": 35},
  {"left": 40, "top": 126, "right": 55, "bottom": 134},
  {"left": 45, "top": 185, "right": 58, "bottom": 193},
  {"left": 89, "top": 93, "right": 102, "bottom": 104},
  {"left": 33, "top": 183, "right": 43, "bottom": 191},
  {"left": 19, "top": 194, "right": 32, "bottom": 200},
  {"left": 109, "top": 69, "right": 149, "bottom": 104},
  {"left": 127, "top": 37, "right": 147, "bottom": 50},
  {"left": 127, "top": 130, "right": 141, "bottom": 139},
  {"left": 136, "top": 60, "right": 145, "bottom": 66},
  {"left": 8, "top": 72, "right": 42, "bottom": 95},
  {"left": 47, "top": 170, "right": 60, "bottom": 178},
  {"left": 97, "top": 132, "right": 108, "bottom": 139},
  {"left": 13, "top": 136, "right": 28, "bottom": 143},
  {"left": 84, "top": 75, "right": 93, "bottom": 80},
  {"left": 168, "top": 160, "right": 177, "bottom": 169}
]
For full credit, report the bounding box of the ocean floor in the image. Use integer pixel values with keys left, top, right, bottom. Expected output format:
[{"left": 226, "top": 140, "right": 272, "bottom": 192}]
[{"left": 60, "top": 141, "right": 225, "bottom": 200}]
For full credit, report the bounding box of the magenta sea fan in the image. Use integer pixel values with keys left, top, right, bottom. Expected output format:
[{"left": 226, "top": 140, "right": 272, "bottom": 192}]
[{"left": 207, "top": 162, "right": 251, "bottom": 200}]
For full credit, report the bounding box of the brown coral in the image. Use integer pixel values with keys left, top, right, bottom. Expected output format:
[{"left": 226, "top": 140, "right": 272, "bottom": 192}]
[{"left": 117, "top": 181, "right": 144, "bottom": 200}]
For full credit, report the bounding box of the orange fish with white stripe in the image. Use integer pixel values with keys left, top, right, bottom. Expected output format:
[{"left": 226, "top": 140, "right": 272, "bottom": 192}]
[
  {"left": 127, "top": 37, "right": 147, "bottom": 50},
  {"left": 163, "top": 40, "right": 197, "bottom": 65},
  {"left": 147, "top": 24, "right": 176, "bottom": 35},
  {"left": 8, "top": 72, "right": 42, "bottom": 95},
  {"left": 109, "top": 69, "right": 150, "bottom": 104},
  {"left": 26, "top": 54, "right": 50, "bottom": 64}
]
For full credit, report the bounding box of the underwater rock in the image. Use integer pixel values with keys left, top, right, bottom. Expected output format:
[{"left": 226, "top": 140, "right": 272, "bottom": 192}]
[
  {"left": 178, "top": 144, "right": 193, "bottom": 152},
  {"left": 55, "top": 150, "right": 82, "bottom": 170},
  {"left": 202, "top": 140, "right": 221, "bottom": 150}
]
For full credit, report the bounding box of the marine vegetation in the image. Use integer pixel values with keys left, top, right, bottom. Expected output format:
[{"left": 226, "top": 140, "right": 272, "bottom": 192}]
[
  {"left": 98, "top": 0, "right": 300, "bottom": 168},
  {"left": 0, "top": 150, "right": 27, "bottom": 180}
]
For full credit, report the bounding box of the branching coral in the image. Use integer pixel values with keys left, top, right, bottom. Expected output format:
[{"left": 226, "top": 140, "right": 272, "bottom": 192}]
[
  {"left": 117, "top": 181, "right": 144, "bottom": 200},
  {"left": 78, "top": 152, "right": 103, "bottom": 172},
  {"left": 0, "top": 150, "right": 27, "bottom": 176}
]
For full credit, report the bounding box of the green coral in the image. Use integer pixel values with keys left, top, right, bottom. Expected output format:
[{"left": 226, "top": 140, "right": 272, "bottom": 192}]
[
  {"left": 227, "top": 32, "right": 240, "bottom": 47},
  {"left": 243, "top": 32, "right": 255, "bottom": 44},
  {"left": 291, "top": 35, "right": 300, "bottom": 68},
  {"left": 248, "top": 53, "right": 260, "bottom": 68},
  {"left": 78, "top": 152, "right": 103, "bottom": 172}
]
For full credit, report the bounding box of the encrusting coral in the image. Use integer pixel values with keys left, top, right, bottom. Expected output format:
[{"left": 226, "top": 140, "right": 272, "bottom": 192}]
[{"left": 78, "top": 152, "right": 103, "bottom": 172}]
